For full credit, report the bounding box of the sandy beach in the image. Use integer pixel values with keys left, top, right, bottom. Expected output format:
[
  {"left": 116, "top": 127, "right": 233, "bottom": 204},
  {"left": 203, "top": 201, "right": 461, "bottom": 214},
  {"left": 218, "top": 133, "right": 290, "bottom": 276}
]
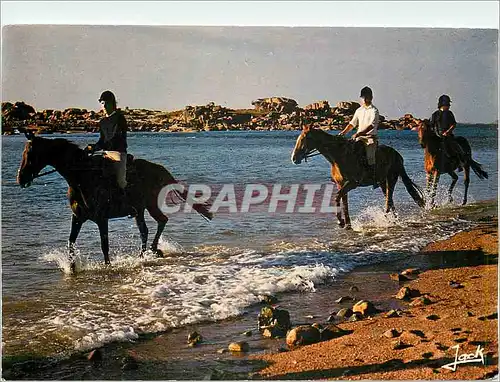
[{"left": 255, "top": 207, "right": 498, "bottom": 380}]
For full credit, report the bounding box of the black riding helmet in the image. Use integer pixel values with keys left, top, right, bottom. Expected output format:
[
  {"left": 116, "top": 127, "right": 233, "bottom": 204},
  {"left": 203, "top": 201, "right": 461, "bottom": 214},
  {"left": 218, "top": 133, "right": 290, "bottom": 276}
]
[
  {"left": 99, "top": 90, "right": 116, "bottom": 104},
  {"left": 438, "top": 94, "right": 451, "bottom": 107},
  {"left": 360, "top": 86, "right": 373, "bottom": 99}
]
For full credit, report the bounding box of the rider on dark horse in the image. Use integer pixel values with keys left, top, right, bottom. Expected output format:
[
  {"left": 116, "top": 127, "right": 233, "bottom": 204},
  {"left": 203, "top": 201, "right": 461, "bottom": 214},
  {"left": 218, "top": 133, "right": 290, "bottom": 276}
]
[
  {"left": 430, "top": 94, "right": 468, "bottom": 170},
  {"left": 86, "top": 90, "right": 132, "bottom": 210},
  {"left": 339, "top": 86, "right": 380, "bottom": 185}
]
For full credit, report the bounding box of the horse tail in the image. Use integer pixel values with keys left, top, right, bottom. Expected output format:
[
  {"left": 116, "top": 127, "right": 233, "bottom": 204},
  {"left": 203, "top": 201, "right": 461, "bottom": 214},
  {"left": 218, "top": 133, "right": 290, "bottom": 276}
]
[
  {"left": 153, "top": 164, "right": 213, "bottom": 221},
  {"left": 455, "top": 136, "right": 489, "bottom": 180},
  {"left": 173, "top": 188, "right": 213, "bottom": 221},
  {"left": 399, "top": 161, "right": 426, "bottom": 208},
  {"left": 469, "top": 160, "right": 489, "bottom": 180}
]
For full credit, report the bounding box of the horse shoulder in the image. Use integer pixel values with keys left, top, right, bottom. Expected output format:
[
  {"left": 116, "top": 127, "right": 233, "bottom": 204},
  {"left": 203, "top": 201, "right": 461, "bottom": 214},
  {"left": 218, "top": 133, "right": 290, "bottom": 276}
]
[
  {"left": 424, "top": 151, "right": 435, "bottom": 173},
  {"left": 330, "top": 163, "right": 344, "bottom": 184}
]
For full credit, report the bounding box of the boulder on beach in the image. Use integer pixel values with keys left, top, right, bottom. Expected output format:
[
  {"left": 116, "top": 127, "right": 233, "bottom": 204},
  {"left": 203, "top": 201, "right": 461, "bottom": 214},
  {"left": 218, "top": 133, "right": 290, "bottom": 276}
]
[
  {"left": 410, "top": 295, "right": 432, "bottom": 307},
  {"left": 335, "top": 296, "right": 354, "bottom": 303},
  {"left": 352, "top": 300, "right": 378, "bottom": 316},
  {"left": 336, "top": 308, "right": 354, "bottom": 319},
  {"left": 395, "top": 286, "right": 421, "bottom": 300},
  {"left": 286, "top": 325, "right": 321, "bottom": 347},
  {"left": 348, "top": 312, "right": 364, "bottom": 322},
  {"left": 258, "top": 306, "right": 291, "bottom": 338},
  {"left": 320, "top": 324, "right": 350, "bottom": 341},
  {"left": 187, "top": 331, "right": 203, "bottom": 346},
  {"left": 228, "top": 341, "right": 250, "bottom": 352},
  {"left": 401, "top": 268, "right": 421, "bottom": 276},
  {"left": 390, "top": 273, "right": 410, "bottom": 282}
]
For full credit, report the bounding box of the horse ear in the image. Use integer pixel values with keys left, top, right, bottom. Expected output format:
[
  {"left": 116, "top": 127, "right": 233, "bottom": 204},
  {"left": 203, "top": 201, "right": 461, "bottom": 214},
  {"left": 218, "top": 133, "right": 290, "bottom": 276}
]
[{"left": 24, "top": 129, "right": 35, "bottom": 140}]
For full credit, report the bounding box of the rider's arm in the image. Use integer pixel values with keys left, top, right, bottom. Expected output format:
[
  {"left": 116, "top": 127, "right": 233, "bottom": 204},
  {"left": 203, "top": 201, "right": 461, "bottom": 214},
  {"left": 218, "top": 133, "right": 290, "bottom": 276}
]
[
  {"left": 443, "top": 111, "right": 457, "bottom": 136},
  {"left": 356, "top": 125, "right": 374, "bottom": 137},
  {"left": 340, "top": 124, "right": 355, "bottom": 136},
  {"left": 340, "top": 110, "right": 359, "bottom": 136}
]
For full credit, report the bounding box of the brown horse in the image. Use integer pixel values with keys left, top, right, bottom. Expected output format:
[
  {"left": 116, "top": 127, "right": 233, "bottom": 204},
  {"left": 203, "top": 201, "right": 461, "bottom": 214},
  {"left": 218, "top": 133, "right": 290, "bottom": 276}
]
[
  {"left": 17, "top": 130, "right": 212, "bottom": 272},
  {"left": 291, "top": 125, "right": 425, "bottom": 229},
  {"left": 417, "top": 120, "right": 488, "bottom": 206}
]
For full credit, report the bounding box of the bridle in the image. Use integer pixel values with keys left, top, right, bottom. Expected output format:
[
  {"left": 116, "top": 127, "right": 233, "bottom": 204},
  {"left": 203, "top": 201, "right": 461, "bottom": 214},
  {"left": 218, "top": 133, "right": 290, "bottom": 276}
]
[{"left": 302, "top": 130, "right": 321, "bottom": 162}]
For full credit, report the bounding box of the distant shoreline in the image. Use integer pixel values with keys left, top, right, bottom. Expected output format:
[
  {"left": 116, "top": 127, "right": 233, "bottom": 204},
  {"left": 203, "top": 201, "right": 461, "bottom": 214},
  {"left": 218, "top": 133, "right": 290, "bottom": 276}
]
[{"left": 2, "top": 99, "right": 498, "bottom": 136}]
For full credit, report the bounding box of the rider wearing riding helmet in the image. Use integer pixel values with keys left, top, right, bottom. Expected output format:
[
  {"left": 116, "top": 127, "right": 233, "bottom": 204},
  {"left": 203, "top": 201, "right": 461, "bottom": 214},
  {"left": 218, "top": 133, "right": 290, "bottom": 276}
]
[
  {"left": 87, "top": 90, "right": 128, "bottom": 191},
  {"left": 430, "top": 95, "right": 467, "bottom": 168},
  {"left": 340, "top": 86, "right": 380, "bottom": 180}
]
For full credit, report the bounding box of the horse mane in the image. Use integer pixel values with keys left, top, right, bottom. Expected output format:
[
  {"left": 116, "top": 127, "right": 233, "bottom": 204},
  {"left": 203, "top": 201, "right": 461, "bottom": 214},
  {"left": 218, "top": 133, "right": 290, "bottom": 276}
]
[
  {"left": 34, "top": 136, "right": 85, "bottom": 156},
  {"left": 310, "top": 127, "right": 346, "bottom": 142}
]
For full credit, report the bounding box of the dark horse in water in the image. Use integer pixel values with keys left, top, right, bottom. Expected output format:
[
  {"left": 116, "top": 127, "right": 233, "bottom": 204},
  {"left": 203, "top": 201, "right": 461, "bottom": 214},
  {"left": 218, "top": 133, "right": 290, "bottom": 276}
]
[
  {"left": 17, "top": 130, "right": 212, "bottom": 272},
  {"left": 291, "top": 125, "right": 425, "bottom": 229},
  {"left": 417, "top": 120, "right": 488, "bottom": 206}
]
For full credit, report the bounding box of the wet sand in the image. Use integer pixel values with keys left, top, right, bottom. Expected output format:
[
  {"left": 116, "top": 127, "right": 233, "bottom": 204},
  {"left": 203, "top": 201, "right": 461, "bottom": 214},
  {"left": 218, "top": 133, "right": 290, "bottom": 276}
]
[
  {"left": 255, "top": 205, "right": 498, "bottom": 380},
  {"left": 2, "top": 201, "right": 497, "bottom": 380}
]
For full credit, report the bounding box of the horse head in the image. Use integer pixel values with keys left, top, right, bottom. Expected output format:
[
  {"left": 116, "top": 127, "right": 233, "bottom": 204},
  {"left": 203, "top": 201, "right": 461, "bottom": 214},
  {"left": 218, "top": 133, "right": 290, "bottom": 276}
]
[
  {"left": 417, "top": 119, "right": 431, "bottom": 148},
  {"left": 17, "top": 131, "right": 52, "bottom": 188},
  {"left": 291, "top": 124, "right": 316, "bottom": 164}
]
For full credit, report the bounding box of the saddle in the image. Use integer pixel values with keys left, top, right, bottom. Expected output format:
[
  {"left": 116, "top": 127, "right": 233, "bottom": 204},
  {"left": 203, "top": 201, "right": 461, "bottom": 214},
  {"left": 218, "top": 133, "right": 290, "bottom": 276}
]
[{"left": 86, "top": 154, "right": 138, "bottom": 217}]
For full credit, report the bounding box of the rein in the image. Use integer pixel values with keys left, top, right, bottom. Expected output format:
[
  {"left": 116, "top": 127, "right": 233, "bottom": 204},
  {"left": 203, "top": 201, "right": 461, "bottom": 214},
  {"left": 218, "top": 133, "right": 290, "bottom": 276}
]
[{"left": 33, "top": 168, "right": 57, "bottom": 179}]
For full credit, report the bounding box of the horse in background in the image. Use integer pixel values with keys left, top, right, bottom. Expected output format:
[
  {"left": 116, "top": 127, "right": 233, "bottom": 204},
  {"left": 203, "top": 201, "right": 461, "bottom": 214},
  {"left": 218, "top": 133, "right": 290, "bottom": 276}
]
[{"left": 417, "top": 120, "right": 488, "bottom": 206}]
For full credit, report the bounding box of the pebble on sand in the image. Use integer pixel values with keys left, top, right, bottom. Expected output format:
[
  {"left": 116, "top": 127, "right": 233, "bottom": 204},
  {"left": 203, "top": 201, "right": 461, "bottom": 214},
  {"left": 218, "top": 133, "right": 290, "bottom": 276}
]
[{"left": 228, "top": 341, "right": 250, "bottom": 352}]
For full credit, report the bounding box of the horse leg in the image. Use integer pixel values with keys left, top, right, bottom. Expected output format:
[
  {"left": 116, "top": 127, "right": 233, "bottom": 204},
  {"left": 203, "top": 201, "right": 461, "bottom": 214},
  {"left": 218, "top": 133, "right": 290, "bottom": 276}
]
[
  {"left": 68, "top": 215, "right": 85, "bottom": 273},
  {"left": 342, "top": 194, "right": 351, "bottom": 229},
  {"left": 96, "top": 219, "right": 110, "bottom": 265},
  {"left": 447, "top": 171, "right": 458, "bottom": 204},
  {"left": 425, "top": 173, "right": 433, "bottom": 198},
  {"left": 335, "top": 184, "right": 345, "bottom": 228},
  {"left": 335, "top": 182, "right": 356, "bottom": 229},
  {"left": 147, "top": 205, "right": 169, "bottom": 257},
  {"left": 430, "top": 171, "right": 440, "bottom": 208},
  {"left": 386, "top": 177, "right": 397, "bottom": 214},
  {"left": 462, "top": 165, "right": 470, "bottom": 205},
  {"left": 135, "top": 209, "right": 148, "bottom": 256}
]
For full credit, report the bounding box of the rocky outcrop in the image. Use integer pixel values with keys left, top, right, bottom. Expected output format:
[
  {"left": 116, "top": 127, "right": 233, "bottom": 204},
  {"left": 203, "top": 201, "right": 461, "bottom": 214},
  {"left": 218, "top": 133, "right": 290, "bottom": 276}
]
[
  {"left": 1, "top": 98, "right": 425, "bottom": 135},
  {"left": 2, "top": 101, "right": 36, "bottom": 121},
  {"left": 251, "top": 97, "right": 298, "bottom": 114}
]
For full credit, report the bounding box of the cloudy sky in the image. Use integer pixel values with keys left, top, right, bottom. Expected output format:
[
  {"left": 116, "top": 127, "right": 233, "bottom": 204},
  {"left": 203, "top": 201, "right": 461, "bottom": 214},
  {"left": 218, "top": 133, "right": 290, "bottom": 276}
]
[{"left": 2, "top": 25, "right": 497, "bottom": 123}]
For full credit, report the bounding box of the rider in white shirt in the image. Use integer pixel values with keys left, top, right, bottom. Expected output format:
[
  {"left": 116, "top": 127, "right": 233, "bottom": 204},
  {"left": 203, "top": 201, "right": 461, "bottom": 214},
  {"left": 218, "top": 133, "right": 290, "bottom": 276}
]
[{"left": 339, "top": 86, "right": 380, "bottom": 178}]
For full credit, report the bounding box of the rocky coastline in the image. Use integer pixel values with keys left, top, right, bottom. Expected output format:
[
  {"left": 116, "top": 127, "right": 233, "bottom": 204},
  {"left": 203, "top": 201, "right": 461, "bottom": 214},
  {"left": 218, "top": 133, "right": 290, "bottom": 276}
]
[{"left": 1, "top": 97, "right": 425, "bottom": 135}]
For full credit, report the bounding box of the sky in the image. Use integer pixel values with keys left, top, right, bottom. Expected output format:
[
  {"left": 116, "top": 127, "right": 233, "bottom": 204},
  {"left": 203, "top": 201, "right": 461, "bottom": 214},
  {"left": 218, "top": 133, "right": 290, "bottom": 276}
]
[{"left": 2, "top": 25, "right": 498, "bottom": 123}]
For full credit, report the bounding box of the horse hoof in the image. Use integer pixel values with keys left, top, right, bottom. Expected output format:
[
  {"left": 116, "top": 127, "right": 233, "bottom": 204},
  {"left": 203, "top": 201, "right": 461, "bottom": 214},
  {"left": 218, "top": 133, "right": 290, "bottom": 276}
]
[
  {"left": 70, "top": 263, "right": 76, "bottom": 274},
  {"left": 150, "top": 249, "right": 164, "bottom": 258},
  {"left": 345, "top": 224, "right": 352, "bottom": 230},
  {"left": 338, "top": 220, "right": 345, "bottom": 228}
]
